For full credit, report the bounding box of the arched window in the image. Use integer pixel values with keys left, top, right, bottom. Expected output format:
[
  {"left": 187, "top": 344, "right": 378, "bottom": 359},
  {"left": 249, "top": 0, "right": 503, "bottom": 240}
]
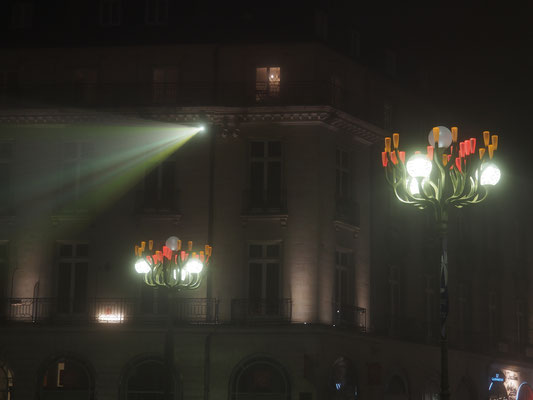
[
  {"left": 517, "top": 383, "right": 533, "bottom": 400},
  {"left": 385, "top": 374, "right": 408, "bottom": 400},
  {"left": 489, "top": 371, "right": 509, "bottom": 400},
  {"left": 124, "top": 358, "right": 176, "bottom": 400},
  {"left": 0, "top": 362, "right": 13, "bottom": 400},
  {"left": 330, "top": 357, "right": 358, "bottom": 399},
  {"left": 40, "top": 357, "right": 93, "bottom": 399},
  {"left": 230, "top": 357, "right": 290, "bottom": 400}
]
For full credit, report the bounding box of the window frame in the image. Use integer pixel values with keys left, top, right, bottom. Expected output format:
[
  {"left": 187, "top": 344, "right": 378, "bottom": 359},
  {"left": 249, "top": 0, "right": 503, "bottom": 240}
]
[
  {"left": 140, "top": 158, "right": 178, "bottom": 212},
  {"left": 255, "top": 66, "right": 281, "bottom": 102},
  {"left": 247, "top": 241, "right": 282, "bottom": 302},
  {"left": 56, "top": 241, "right": 90, "bottom": 315}
]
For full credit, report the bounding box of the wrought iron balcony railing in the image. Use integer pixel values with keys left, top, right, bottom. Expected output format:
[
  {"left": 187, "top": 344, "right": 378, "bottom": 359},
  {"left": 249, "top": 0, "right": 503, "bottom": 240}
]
[
  {"left": 0, "top": 297, "right": 218, "bottom": 325},
  {"left": 231, "top": 298, "right": 292, "bottom": 324},
  {"left": 333, "top": 303, "right": 366, "bottom": 332}
]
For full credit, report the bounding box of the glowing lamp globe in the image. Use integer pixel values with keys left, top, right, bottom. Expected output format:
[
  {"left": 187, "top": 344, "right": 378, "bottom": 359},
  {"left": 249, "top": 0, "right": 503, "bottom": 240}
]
[
  {"left": 165, "top": 236, "right": 180, "bottom": 251},
  {"left": 406, "top": 153, "right": 432, "bottom": 178},
  {"left": 480, "top": 163, "right": 501, "bottom": 186},
  {"left": 428, "top": 126, "right": 453, "bottom": 148},
  {"left": 184, "top": 259, "right": 203, "bottom": 274},
  {"left": 135, "top": 259, "right": 150, "bottom": 274},
  {"left": 408, "top": 178, "right": 420, "bottom": 195}
]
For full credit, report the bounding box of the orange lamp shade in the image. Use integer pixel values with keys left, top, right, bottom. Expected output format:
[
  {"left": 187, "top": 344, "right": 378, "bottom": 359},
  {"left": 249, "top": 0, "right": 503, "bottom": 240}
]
[
  {"left": 381, "top": 152, "right": 388, "bottom": 167},
  {"left": 491, "top": 135, "right": 498, "bottom": 150},
  {"left": 141, "top": 241, "right": 146, "bottom": 251},
  {"left": 135, "top": 245, "right": 139, "bottom": 256},
  {"left": 459, "top": 141, "right": 465, "bottom": 157},
  {"left": 442, "top": 154, "right": 448, "bottom": 166},
  {"left": 177, "top": 240, "right": 182, "bottom": 250},
  {"left": 455, "top": 157, "right": 462, "bottom": 172},
  {"left": 391, "top": 151, "right": 398, "bottom": 165},
  {"left": 479, "top": 148, "right": 485, "bottom": 160},
  {"left": 427, "top": 146, "right": 434, "bottom": 160},
  {"left": 433, "top": 127, "right": 440, "bottom": 147},
  {"left": 451, "top": 127, "right": 458, "bottom": 142},
  {"left": 399, "top": 151, "right": 406, "bottom": 163},
  {"left": 488, "top": 144, "right": 494, "bottom": 159},
  {"left": 470, "top": 138, "right": 476, "bottom": 154},
  {"left": 393, "top": 133, "right": 400, "bottom": 149},
  {"left": 385, "top": 137, "right": 391, "bottom": 152},
  {"left": 464, "top": 140, "right": 471, "bottom": 156},
  {"left": 148, "top": 240, "right": 154, "bottom": 251},
  {"left": 483, "top": 130, "right": 490, "bottom": 147},
  {"left": 188, "top": 241, "right": 193, "bottom": 251}
]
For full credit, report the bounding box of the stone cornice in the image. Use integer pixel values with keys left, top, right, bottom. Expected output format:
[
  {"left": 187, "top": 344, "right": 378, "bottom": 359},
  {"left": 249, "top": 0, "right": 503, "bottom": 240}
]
[{"left": 0, "top": 105, "right": 385, "bottom": 144}]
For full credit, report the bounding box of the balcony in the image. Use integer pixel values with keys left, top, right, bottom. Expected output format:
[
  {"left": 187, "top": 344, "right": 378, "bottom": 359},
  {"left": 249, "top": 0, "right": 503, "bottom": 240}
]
[
  {"left": 0, "top": 297, "right": 218, "bottom": 325},
  {"left": 231, "top": 298, "right": 292, "bottom": 324},
  {"left": 333, "top": 303, "right": 366, "bottom": 332}
]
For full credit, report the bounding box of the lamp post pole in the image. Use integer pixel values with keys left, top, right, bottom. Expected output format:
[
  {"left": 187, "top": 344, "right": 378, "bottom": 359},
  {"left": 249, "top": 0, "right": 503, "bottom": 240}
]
[{"left": 381, "top": 126, "right": 501, "bottom": 400}]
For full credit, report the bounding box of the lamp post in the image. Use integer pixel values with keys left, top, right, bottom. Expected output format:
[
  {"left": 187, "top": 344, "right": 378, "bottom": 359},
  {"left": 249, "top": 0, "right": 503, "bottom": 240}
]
[
  {"left": 134, "top": 236, "right": 212, "bottom": 400},
  {"left": 381, "top": 126, "right": 501, "bottom": 400}
]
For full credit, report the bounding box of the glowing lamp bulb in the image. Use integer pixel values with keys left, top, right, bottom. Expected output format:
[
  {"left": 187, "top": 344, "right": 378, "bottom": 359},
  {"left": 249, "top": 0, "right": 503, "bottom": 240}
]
[
  {"left": 406, "top": 153, "right": 432, "bottom": 178},
  {"left": 480, "top": 163, "right": 501, "bottom": 185},
  {"left": 134, "top": 259, "right": 150, "bottom": 274},
  {"left": 408, "top": 178, "right": 420, "bottom": 195},
  {"left": 428, "top": 126, "right": 453, "bottom": 148},
  {"left": 184, "top": 259, "right": 203, "bottom": 274},
  {"left": 165, "top": 236, "right": 180, "bottom": 251}
]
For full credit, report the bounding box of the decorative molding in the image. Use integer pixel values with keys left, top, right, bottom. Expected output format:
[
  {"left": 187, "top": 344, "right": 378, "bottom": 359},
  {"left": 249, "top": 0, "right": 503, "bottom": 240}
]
[
  {"left": 333, "top": 220, "right": 360, "bottom": 238},
  {"left": 241, "top": 214, "right": 288, "bottom": 228},
  {"left": 0, "top": 106, "right": 384, "bottom": 144}
]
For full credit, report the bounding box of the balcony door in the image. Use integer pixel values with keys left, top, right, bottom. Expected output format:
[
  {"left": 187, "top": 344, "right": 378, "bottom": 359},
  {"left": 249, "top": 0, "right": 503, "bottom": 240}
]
[
  {"left": 248, "top": 243, "right": 280, "bottom": 316},
  {"left": 57, "top": 243, "right": 89, "bottom": 315}
]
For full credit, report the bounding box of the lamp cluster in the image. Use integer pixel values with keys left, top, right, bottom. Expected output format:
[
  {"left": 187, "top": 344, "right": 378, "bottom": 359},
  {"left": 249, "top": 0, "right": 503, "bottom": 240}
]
[
  {"left": 134, "top": 236, "right": 212, "bottom": 289},
  {"left": 381, "top": 126, "right": 500, "bottom": 222}
]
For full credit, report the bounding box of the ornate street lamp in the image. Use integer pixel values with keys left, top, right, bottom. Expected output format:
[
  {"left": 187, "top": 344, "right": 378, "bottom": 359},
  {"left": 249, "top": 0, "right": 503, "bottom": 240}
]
[
  {"left": 134, "top": 236, "right": 212, "bottom": 289},
  {"left": 381, "top": 126, "right": 500, "bottom": 400}
]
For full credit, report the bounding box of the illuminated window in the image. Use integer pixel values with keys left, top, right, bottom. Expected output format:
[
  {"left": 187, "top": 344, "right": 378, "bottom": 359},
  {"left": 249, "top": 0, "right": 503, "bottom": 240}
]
[
  {"left": 0, "top": 362, "right": 13, "bottom": 400},
  {"left": 141, "top": 159, "right": 177, "bottom": 212},
  {"left": 11, "top": 1, "right": 33, "bottom": 29},
  {"left": 152, "top": 67, "right": 178, "bottom": 104},
  {"left": 100, "top": 0, "right": 121, "bottom": 26},
  {"left": 146, "top": 0, "right": 168, "bottom": 25},
  {"left": 249, "top": 140, "right": 283, "bottom": 211},
  {"left": 255, "top": 67, "right": 280, "bottom": 102},
  {"left": 41, "top": 358, "right": 93, "bottom": 399},
  {"left": 248, "top": 242, "right": 281, "bottom": 316},
  {"left": 0, "top": 242, "right": 9, "bottom": 299},
  {"left": 59, "top": 142, "right": 94, "bottom": 213},
  {"left": 124, "top": 358, "right": 175, "bottom": 400},
  {"left": 57, "top": 242, "right": 89, "bottom": 315},
  {"left": 230, "top": 358, "right": 289, "bottom": 399},
  {"left": 0, "top": 142, "right": 13, "bottom": 215}
]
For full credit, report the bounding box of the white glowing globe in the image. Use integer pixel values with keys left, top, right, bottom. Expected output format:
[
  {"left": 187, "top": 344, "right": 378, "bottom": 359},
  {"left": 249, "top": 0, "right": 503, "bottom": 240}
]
[
  {"left": 165, "top": 236, "right": 180, "bottom": 251},
  {"left": 480, "top": 163, "right": 501, "bottom": 186},
  {"left": 409, "top": 178, "right": 420, "bottom": 195},
  {"left": 184, "top": 259, "right": 203, "bottom": 274},
  {"left": 135, "top": 259, "right": 150, "bottom": 274},
  {"left": 428, "top": 126, "right": 453, "bottom": 148},
  {"left": 406, "top": 153, "right": 432, "bottom": 178}
]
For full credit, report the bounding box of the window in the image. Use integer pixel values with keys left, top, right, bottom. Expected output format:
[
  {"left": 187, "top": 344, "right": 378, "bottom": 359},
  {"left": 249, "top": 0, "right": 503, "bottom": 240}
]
[
  {"left": 248, "top": 242, "right": 281, "bottom": 316},
  {"left": 334, "top": 250, "right": 353, "bottom": 307},
  {"left": 0, "top": 362, "right": 13, "bottom": 400},
  {"left": 335, "top": 149, "right": 351, "bottom": 200},
  {"left": 0, "top": 242, "right": 9, "bottom": 298},
  {"left": 152, "top": 67, "right": 178, "bottom": 104},
  {"left": 141, "top": 159, "right": 177, "bottom": 212},
  {"left": 249, "top": 140, "right": 283, "bottom": 211},
  {"left": 41, "top": 357, "right": 93, "bottom": 399},
  {"left": 57, "top": 242, "right": 89, "bottom": 315},
  {"left": 59, "top": 142, "right": 94, "bottom": 213},
  {"left": 124, "top": 358, "right": 175, "bottom": 400},
  {"left": 230, "top": 358, "right": 289, "bottom": 400},
  {"left": 11, "top": 1, "right": 33, "bottom": 29},
  {"left": 100, "top": 0, "right": 121, "bottom": 26},
  {"left": 255, "top": 67, "right": 280, "bottom": 102},
  {"left": 146, "top": 0, "right": 168, "bottom": 25},
  {"left": 0, "top": 142, "right": 13, "bottom": 215}
]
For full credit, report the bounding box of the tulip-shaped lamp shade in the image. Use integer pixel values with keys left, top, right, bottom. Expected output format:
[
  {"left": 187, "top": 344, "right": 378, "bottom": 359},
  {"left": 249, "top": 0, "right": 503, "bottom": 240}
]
[
  {"left": 480, "top": 163, "right": 501, "bottom": 186},
  {"left": 184, "top": 259, "right": 204, "bottom": 274},
  {"left": 428, "top": 126, "right": 453, "bottom": 148},
  {"left": 406, "top": 153, "right": 433, "bottom": 178},
  {"left": 135, "top": 258, "right": 151, "bottom": 274}
]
